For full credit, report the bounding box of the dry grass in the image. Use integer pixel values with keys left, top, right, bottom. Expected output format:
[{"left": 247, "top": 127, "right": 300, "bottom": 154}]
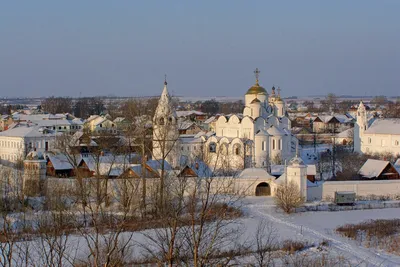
[{"left": 336, "top": 219, "right": 400, "bottom": 255}]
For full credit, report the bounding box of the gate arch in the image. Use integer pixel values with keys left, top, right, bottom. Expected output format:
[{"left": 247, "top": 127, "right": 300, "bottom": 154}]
[{"left": 255, "top": 182, "right": 271, "bottom": 196}]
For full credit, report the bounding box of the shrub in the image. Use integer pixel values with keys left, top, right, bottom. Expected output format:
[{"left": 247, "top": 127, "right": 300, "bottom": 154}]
[{"left": 274, "top": 181, "right": 304, "bottom": 213}]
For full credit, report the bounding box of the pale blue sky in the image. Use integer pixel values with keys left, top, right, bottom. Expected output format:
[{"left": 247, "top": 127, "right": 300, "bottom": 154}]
[{"left": 0, "top": 1, "right": 399, "bottom": 98}]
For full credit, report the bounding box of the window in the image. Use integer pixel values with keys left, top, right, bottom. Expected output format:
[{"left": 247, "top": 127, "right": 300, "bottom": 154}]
[
  {"left": 272, "top": 139, "right": 276, "bottom": 150},
  {"left": 262, "top": 141, "right": 265, "bottom": 151},
  {"left": 209, "top": 142, "right": 217, "bottom": 153},
  {"left": 368, "top": 137, "right": 371, "bottom": 144},
  {"left": 278, "top": 139, "right": 282, "bottom": 150},
  {"left": 159, "top": 118, "right": 165, "bottom": 125},
  {"left": 233, "top": 144, "right": 241, "bottom": 155},
  {"left": 381, "top": 139, "right": 386, "bottom": 146},
  {"left": 396, "top": 140, "right": 400, "bottom": 146}
]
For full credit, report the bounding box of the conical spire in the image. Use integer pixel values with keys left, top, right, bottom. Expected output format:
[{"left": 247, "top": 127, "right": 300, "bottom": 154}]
[{"left": 155, "top": 75, "right": 176, "bottom": 119}]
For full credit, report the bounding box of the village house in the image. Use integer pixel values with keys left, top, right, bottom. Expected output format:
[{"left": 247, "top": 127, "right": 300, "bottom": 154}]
[
  {"left": 0, "top": 124, "right": 57, "bottom": 164},
  {"left": 358, "top": 159, "right": 400, "bottom": 180}
]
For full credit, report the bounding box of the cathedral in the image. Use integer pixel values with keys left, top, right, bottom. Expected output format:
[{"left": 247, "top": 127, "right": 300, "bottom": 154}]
[{"left": 152, "top": 69, "right": 297, "bottom": 172}]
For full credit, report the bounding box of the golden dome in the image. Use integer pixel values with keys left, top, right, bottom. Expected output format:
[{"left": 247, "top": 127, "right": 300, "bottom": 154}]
[{"left": 246, "top": 83, "right": 268, "bottom": 95}]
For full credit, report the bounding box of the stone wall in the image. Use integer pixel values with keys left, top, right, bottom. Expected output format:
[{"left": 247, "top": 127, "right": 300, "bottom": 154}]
[{"left": 322, "top": 180, "right": 400, "bottom": 200}]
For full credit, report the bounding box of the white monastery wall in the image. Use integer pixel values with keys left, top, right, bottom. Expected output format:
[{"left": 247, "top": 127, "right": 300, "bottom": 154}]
[{"left": 322, "top": 180, "right": 400, "bottom": 199}]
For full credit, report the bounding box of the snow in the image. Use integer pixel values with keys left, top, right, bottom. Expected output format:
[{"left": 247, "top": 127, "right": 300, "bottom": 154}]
[
  {"left": 365, "top": 118, "right": 400, "bottom": 135},
  {"left": 238, "top": 168, "right": 276, "bottom": 179},
  {"left": 358, "top": 159, "right": 392, "bottom": 178},
  {"left": 242, "top": 197, "right": 400, "bottom": 266},
  {"left": 3, "top": 196, "right": 400, "bottom": 266}
]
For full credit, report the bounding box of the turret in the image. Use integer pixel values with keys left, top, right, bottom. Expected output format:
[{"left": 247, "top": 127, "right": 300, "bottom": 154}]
[
  {"left": 254, "top": 129, "right": 270, "bottom": 168},
  {"left": 274, "top": 87, "right": 285, "bottom": 117},
  {"left": 286, "top": 154, "right": 307, "bottom": 200},
  {"left": 354, "top": 101, "right": 367, "bottom": 153},
  {"left": 23, "top": 149, "right": 47, "bottom": 197}
]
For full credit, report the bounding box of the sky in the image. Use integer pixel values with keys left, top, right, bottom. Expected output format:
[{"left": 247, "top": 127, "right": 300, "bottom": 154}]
[{"left": 0, "top": 1, "right": 399, "bottom": 98}]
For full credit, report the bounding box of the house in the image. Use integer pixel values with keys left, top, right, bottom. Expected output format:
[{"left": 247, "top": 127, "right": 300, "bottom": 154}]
[
  {"left": 0, "top": 115, "right": 13, "bottom": 131},
  {"left": 178, "top": 120, "right": 203, "bottom": 135},
  {"left": 354, "top": 101, "right": 400, "bottom": 155},
  {"left": 0, "top": 125, "right": 57, "bottom": 164},
  {"left": 335, "top": 128, "right": 353, "bottom": 146},
  {"left": 178, "top": 160, "right": 213, "bottom": 178},
  {"left": 312, "top": 115, "right": 353, "bottom": 133},
  {"left": 176, "top": 110, "right": 208, "bottom": 122},
  {"left": 85, "top": 115, "right": 117, "bottom": 133},
  {"left": 358, "top": 159, "right": 400, "bottom": 180},
  {"left": 46, "top": 153, "right": 75, "bottom": 177},
  {"left": 113, "top": 117, "right": 132, "bottom": 131}
]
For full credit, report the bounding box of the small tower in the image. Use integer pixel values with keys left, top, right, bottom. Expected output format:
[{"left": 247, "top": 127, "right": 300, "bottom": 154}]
[
  {"left": 274, "top": 87, "right": 285, "bottom": 117},
  {"left": 152, "top": 76, "right": 179, "bottom": 167},
  {"left": 254, "top": 129, "right": 270, "bottom": 169},
  {"left": 354, "top": 101, "right": 367, "bottom": 153},
  {"left": 23, "top": 149, "right": 47, "bottom": 197},
  {"left": 286, "top": 150, "right": 307, "bottom": 200}
]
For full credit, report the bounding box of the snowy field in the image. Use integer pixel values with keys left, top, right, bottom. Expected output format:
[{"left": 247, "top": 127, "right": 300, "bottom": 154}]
[
  {"left": 4, "top": 196, "right": 400, "bottom": 266},
  {"left": 242, "top": 196, "right": 400, "bottom": 267}
]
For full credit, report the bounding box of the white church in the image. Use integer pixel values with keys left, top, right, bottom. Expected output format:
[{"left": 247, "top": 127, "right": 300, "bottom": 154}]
[
  {"left": 354, "top": 101, "right": 400, "bottom": 155},
  {"left": 152, "top": 69, "right": 297, "bottom": 173}
]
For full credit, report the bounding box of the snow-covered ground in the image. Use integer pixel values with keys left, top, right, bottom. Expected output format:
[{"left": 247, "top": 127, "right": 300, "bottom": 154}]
[
  {"left": 242, "top": 196, "right": 400, "bottom": 267},
  {"left": 4, "top": 196, "right": 400, "bottom": 266}
]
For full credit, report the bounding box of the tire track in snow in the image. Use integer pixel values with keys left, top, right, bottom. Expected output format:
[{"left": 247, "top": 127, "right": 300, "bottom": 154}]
[{"left": 248, "top": 204, "right": 396, "bottom": 267}]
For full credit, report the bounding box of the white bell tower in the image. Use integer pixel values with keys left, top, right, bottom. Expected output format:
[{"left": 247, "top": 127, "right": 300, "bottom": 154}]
[
  {"left": 152, "top": 76, "right": 179, "bottom": 167},
  {"left": 354, "top": 101, "right": 367, "bottom": 153}
]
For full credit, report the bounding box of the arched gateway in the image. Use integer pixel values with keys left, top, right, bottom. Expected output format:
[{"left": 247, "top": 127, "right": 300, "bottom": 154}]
[{"left": 255, "top": 182, "right": 271, "bottom": 196}]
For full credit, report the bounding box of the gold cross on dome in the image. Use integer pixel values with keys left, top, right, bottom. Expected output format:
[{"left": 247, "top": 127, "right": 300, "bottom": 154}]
[{"left": 254, "top": 68, "right": 260, "bottom": 84}]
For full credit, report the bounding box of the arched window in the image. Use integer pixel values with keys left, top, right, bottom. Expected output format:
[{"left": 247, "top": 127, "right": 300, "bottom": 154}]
[
  {"left": 272, "top": 139, "right": 276, "bottom": 150},
  {"left": 159, "top": 117, "right": 165, "bottom": 125},
  {"left": 233, "top": 143, "right": 241, "bottom": 155},
  {"left": 209, "top": 142, "right": 217, "bottom": 153},
  {"left": 395, "top": 140, "right": 399, "bottom": 146},
  {"left": 368, "top": 137, "right": 371, "bottom": 144},
  {"left": 168, "top": 117, "right": 173, "bottom": 123}
]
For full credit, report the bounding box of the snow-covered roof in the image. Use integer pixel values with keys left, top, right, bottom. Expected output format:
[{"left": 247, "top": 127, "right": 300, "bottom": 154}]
[
  {"left": 271, "top": 164, "right": 316, "bottom": 176},
  {"left": 178, "top": 120, "right": 195, "bottom": 130},
  {"left": 267, "top": 125, "right": 285, "bottom": 136},
  {"left": 336, "top": 128, "right": 353, "bottom": 138},
  {"left": 176, "top": 110, "right": 205, "bottom": 117},
  {"left": 358, "top": 159, "right": 394, "bottom": 178},
  {"left": 47, "top": 154, "right": 73, "bottom": 170},
  {"left": 364, "top": 119, "right": 400, "bottom": 135},
  {"left": 238, "top": 168, "right": 276, "bottom": 179},
  {"left": 204, "top": 116, "right": 218, "bottom": 124},
  {"left": 0, "top": 125, "right": 57, "bottom": 138}
]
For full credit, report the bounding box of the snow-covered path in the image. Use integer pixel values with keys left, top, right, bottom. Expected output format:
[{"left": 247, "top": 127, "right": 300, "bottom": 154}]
[{"left": 243, "top": 197, "right": 400, "bottom": 267}]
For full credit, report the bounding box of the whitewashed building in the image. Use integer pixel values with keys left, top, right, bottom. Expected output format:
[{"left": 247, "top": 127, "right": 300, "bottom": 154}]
[
  {"left": 152, "top": 69, "right": 297, "bottom": 172},
  {"left": 0, "top": 125, "right": 57, "bottom": 164},
  {"left": 354, "top": 101, "right": 400, "bottom": 155}
]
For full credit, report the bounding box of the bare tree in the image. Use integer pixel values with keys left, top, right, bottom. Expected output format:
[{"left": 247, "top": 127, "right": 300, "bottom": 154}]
[
  {"left": 41, "top": 96, "right": 73, "bottom": 114},
  {"left": 274, "top": 181, "right": 304, "bottom": 214},
  {"left": 252, "top": 219, "right": 278, "bottom": 267}
]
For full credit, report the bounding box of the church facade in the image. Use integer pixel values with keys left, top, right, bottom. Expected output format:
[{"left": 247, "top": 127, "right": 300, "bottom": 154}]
[
  {"left": 354, "top": 101, "right": 400, "bottom": 155},
  {"left": 152, "top": 69, "right": 297, "bottom": 173}
]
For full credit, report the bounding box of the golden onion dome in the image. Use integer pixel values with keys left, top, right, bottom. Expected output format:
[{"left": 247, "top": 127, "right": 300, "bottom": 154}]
[{"left": 246, "top": 82, "right": 268, "bottom": 95}]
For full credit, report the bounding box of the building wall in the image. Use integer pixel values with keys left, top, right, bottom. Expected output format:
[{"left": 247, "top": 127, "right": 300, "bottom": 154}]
[
  {"left": 360, "top": 133, "right": 400, "bottom": 155},
  {"left": 322, "top": 180, "right": 400, "bottom": 199}
]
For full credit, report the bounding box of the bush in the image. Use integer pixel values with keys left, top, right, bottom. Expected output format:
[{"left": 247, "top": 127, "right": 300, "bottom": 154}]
[
  {"left": 274, "top": 181, "right": 304, "bottom": 213},
  {"left": 281, "top": 240, "right": 309, "bottom": 254}
]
